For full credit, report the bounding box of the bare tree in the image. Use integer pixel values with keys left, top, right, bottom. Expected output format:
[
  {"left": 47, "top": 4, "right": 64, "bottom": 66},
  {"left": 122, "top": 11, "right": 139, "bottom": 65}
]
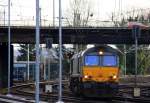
[
  {"left": 65, "top": 0, "right": 93, "bottom": 27},
  {"left": 64, "top": 0, "right": 94, "bottom": 52},
  {"left": 110, "top": 8, "right": 150, "bottom": 27}
]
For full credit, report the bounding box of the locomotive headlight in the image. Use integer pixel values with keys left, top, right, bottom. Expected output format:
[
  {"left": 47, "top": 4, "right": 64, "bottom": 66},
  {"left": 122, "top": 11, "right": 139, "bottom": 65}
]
[
  {"left": 99, "top": 51, "right": 103, "bottom": 55},
  {"left": 113, "top": 75, "right": 117, "bottom": 79},
  {"left": 84, "top": 75, "right": 88, "bottom": 79}
]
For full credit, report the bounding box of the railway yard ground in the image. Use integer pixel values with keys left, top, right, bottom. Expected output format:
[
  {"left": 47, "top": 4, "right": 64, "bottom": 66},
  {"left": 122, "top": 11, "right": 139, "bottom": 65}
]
[{"left": 1, "top": 75, "right": 150, "bottom": 103}]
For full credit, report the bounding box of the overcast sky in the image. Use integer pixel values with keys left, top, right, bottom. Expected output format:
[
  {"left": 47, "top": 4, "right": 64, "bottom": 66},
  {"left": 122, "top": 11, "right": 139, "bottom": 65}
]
[{"left": 1, "top": 0, "right": 150, "bottom": 25}]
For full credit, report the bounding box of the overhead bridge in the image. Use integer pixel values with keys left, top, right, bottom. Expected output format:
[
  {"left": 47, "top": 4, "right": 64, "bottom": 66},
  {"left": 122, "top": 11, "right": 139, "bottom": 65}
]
[{"left": 0, "top": 26, "right": 150, "bottom": 44}]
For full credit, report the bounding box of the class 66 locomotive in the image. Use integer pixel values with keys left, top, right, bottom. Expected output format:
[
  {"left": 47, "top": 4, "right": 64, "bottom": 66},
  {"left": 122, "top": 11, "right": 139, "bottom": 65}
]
[{"left": 69, "top": 45, "right": 120, "bottom": 97}]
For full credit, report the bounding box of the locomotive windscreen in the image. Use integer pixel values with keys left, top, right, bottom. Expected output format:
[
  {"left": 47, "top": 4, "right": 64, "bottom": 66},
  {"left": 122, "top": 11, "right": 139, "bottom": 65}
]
[
  {"left": 102, "top": 55, "right": 117, "bottom": 66},
  {"left": 84, "top": 55, "right": 118, "bottom": 67},
  {"left": 85, "top": 55, "right": 99, "bottom": 66}
]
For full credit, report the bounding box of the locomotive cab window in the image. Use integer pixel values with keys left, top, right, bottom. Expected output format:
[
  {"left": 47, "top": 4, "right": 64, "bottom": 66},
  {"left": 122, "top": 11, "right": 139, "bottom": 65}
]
[
  {"left": 85, "top": 55, "right": 99, "bottom": 66},
  {"left": 102, "top": 55, "right": 117, "bottom": 66}
]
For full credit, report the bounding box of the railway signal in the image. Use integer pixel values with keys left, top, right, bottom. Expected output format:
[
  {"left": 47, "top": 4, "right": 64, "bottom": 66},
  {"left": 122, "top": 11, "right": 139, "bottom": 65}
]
[
  {"left": 46, "top": 38, "right": 53, "bottom": 49},
  {"left": 132, "top": 25, "right": 141, "bottom": 97}
]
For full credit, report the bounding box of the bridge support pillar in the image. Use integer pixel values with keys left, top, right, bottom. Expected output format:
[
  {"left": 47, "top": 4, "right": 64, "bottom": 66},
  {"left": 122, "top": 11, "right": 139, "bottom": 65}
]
[{"left": 0, "top": 44, "right": 13, "bottom": 89}]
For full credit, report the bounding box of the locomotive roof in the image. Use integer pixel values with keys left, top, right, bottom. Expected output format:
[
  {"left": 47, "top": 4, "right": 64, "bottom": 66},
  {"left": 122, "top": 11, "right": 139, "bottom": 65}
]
[{"left": 72, "top": 45, "right": 121, "bottom": 59}]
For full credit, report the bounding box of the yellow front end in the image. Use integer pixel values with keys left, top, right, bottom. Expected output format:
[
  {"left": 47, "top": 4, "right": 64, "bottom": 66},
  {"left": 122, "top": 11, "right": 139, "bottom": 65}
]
[
  {"left": 81, "top": 66, "right": 119, "bottom": 97},
  {"left": 82, "top": 66, "right": 119, "bottom": 83}
]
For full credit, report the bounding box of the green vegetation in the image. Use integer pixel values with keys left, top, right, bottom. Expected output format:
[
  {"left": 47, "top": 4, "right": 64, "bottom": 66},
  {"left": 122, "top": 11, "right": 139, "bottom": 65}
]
[
  {"left": 17, "top": 44, "right": 35, "bottom": 61},
  {"left": 137, "top": 46, "right": 150, "bottom": 75},
  {"left": 117, "top": 44, "right": 150, "bottom": 75}
]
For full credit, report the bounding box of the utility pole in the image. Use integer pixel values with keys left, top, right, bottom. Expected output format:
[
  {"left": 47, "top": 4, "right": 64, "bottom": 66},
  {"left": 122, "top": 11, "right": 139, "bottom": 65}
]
[
  {"left": 53, "top": 0, "right": 55, "bottom": 27},
  {"left": 4, "top": 8, "right": 5, "bottom": 26},
  {"left": 27, "top": 44, "right": 30, "bottom": 81},
  {"left": 0, "top": 5, "right": 7, "bottom": 26},
  {"left": 56, "top": 0, "right": 63, "bottom": 102},
  {"left": 43, "top": 47, "right": 46, "bottom": 80},
  {"left": 124, "top": 45, "right": 126, "bottom": 76},
  {"left": 39, "top": 7, "right": 41, "bottom": 26},
  {"left": 35, "top": 0, "right": 40, "bottom": 102},
  {"left": 7, "top": 0, "right": 11, "bottom": 96}
]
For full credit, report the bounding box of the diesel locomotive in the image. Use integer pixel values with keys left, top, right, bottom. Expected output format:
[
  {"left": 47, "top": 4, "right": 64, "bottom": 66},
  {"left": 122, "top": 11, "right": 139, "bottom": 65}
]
[{"left": 69, "top": 45, "right": 120, "bottom": 97}]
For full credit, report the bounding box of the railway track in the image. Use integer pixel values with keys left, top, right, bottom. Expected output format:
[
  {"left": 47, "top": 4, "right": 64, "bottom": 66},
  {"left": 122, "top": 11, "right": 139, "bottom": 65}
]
[
  {"left": 12, "top": 86, "right": 150, "bottom": 102},
  {"left": 10, "top": 82, "right": 112, "bottom": 103},
  {"left": 0, "top": 95, "right": 34, "bottom": 103},
  {"left": 113, "top": 96, "right": 150, "bottom": 103},
  {"left": 8, "top": 79, "right": 150, "bottom": 103}
]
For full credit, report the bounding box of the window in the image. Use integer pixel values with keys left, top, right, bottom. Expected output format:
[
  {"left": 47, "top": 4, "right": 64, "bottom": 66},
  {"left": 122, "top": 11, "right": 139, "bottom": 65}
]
[
  {"left": 85, "top": 55, "right": 99, "bottom": 66},
  {"left": 102, "top": 55, "right": 117, "bottom": 66}
]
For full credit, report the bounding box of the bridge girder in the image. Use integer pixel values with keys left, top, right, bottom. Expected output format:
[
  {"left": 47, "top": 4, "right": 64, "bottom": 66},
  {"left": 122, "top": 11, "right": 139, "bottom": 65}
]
[{"left": 0, "top": 26, "right": 150, "bottom": 44}]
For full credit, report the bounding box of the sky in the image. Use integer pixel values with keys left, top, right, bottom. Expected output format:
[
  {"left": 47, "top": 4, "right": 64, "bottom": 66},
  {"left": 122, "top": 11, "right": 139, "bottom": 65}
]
[{"left": 1, "top": 0, "right": 150, "bottom": 26}]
